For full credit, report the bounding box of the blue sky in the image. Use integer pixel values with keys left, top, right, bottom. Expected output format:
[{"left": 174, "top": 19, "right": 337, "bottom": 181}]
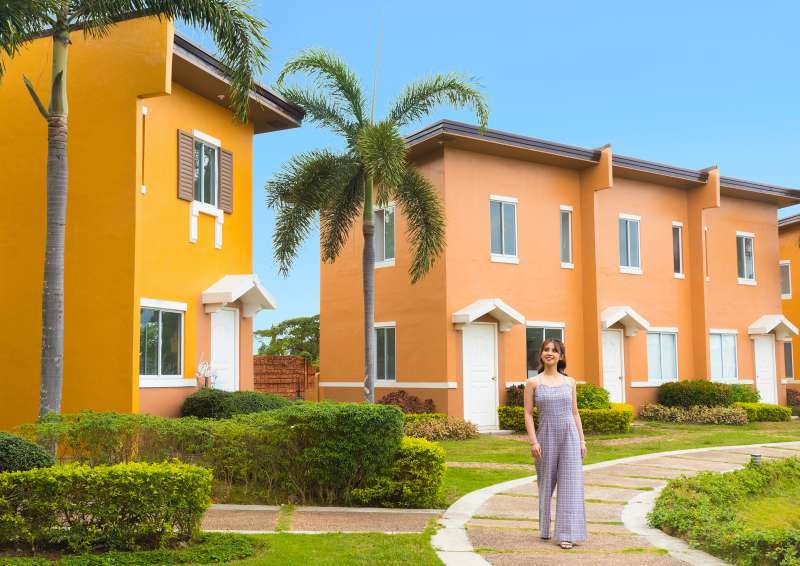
[{"left": 180, "top": 1, "right": 800, "bottom": 335}]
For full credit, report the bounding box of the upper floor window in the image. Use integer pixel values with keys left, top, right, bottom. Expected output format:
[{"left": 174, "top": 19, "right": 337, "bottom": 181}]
[
  {"left": 672, "top": 222, "right": 684, "bottom": 278},
  {"left": 194, "top": 139, "right": 219, "bottom": 207},
  {"left": 560, "top": 205, "right": 573, "bottom": 268},
  {"left": 375, "top": 205, "right": 395, "bottom": 266},
  {"left": 709, "top": 331, "right": 738, "bottom": 381},
  {"left": 375, "top": 324, "right": 396, "bottom": 380},
  {"left": 780, "top": 260, "right": 792, "bottom": 299},
  {"left": 785, "top": 341, "right": 794, "bottom": 379},
  {"left": 647, "top": 330, "right": 678, "bottom": 382},
  {"left": 139, "top": 302, "right": 184, "bottom": 378},
  {"left": 736, "top": 232, "right": 755, "bottom": 284},
  {"left": 526, "top": 324, "right": 564, "bottom": 377},
  {"left": 618, "top": 214, "right": 641, "bottom": 273},
  {"left": 490, "top": 196, "right": 518, "bottom": 263}
]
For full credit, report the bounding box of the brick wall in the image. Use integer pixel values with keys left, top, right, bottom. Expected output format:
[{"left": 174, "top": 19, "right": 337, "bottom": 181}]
[{"left": 253, "top": 355, "right": 318, "bottom": 400}]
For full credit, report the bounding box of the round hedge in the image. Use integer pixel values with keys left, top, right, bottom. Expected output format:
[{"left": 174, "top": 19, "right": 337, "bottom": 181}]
[
  {"left": 0, "top": 432, "right": 54, "bottom": 472},
  {"left": 181, "top": 388, "right": 291, "bottom": 419}
]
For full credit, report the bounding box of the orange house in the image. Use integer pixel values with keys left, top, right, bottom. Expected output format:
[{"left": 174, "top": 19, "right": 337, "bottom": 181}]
[
  {"left": 320, "top": 121, "right": 800, "bottom": 427},
  {"left": 0, "top": 18, "right": 302, "bottom": 430},
  {"left": 778, "top": 214, "right": 800, "bottom": 395}
]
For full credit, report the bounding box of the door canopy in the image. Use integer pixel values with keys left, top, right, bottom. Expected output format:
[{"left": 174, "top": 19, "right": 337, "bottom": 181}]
[
  {"left": 601, "top": 306, "right": 649, "bottom": 337},
  {"left": 452, "top": 298, "right": 525, "bottom": 332},
  {"left": 202, "top": 274, "right": 276, "bottom": 318},
  {"left": 748, "top": 314, "right": 799, "bottom": 341}
]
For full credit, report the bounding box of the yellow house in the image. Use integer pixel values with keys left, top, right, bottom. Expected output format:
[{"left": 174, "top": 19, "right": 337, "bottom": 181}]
[{"left": 0, "top": 18, "right": 302, "bottom": 429}]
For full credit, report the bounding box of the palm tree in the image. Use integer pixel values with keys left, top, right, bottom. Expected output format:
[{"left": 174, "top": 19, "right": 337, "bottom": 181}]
[
  {"left": 267, "top": 50, "right": 488, "bottom": 402},
  {"left": 0, "top": 1, "right": 269, "bottom": 417}
]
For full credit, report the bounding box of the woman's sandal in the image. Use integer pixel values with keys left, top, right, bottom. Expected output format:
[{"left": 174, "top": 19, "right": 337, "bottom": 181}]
[{"left": 559, "top": 541, "right": 574, "bottom": 550}]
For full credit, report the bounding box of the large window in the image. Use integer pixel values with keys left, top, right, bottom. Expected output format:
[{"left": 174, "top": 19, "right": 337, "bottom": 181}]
[
  {"left": 647, "top": 331, "right": 678, "bottom": 381},
  {"left": 560, "top": 206, "right": 573, "bottom": 267},
  {"left": 736, "top": 233, "right": 755, "bottom": 284},
  {"left": 193, "top": 139, "right": 218, "bottom": 207},
  {"left": 140, "top": 308, "right": 183, "bottom": 377},
  {"left": 618, "top": 214, "right": 641, "bottom": 272},
  {"left": 526, "top": 325, "right": 564, "bottom": 377},
  {"left": 375, "top": 325, "right": 396, "bottom": 381},
  {"left": 490, "top": 197, "right": 517, "bottom": 261},
  {"left": 785, "top": 341, "right": 794, "bottom": 379},
  {"left": 672, "top": 222, "right": 684, "bottom": 277},
  {"left": 780, "top": 261, "right": 792, "bottom": 299},
  {"left": 375, "top": 206, "right": 395, "bottom": 265},
  {"left": 709, "top": 332, "right": 738, "bottom": 381}
]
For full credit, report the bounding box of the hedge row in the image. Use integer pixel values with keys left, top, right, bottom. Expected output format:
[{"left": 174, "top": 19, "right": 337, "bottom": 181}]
[
  {"left": 0, "top": 462, "right": 211, "bottom": 552},
  {"left": 639, "top": 404, "right": 749, "bottom": 425},
  {"left": 505, "top": 383, "right": 611, "bottom": 409},
  {"left": 657, "top": 380, "right": 759, "bottom": 408},
  {"left": 649, "top": 457, "right": 800, "bottom": 565},
  {"left": 734, "top": 402, "right": 792, "bottom": 422},
  {"left": 497, "top": 403, "right": 633, "bottom": 434},
  {"left": 181, "top": 388, "right": 290, "bottom": 419}
]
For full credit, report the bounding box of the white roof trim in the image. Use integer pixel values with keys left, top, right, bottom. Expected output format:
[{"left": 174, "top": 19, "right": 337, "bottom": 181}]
[
  {"left": 748, "top": 314, "right": 799, "bottom": 341},
  {"left": 452, "top": 298, "right": 525, "bottom": 332},
  {"left": 601, "top": 306, "right": 650, "bottom": 337},
  {"left": 202, "top": 274, "right": 276, "bottom": 318}
]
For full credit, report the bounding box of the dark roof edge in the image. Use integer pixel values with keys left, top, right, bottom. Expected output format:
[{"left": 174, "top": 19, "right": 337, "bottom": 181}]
[
  {"left": 406, "top": 120, "right": 800, "bottom": 200},
  {"left": 778, "top": 213, "right": 800, "bottom": 228}
]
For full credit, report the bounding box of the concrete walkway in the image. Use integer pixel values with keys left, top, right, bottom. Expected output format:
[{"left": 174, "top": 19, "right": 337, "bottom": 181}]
[{"left": 434, "top": 441, "right": 800, "bottom": 565}]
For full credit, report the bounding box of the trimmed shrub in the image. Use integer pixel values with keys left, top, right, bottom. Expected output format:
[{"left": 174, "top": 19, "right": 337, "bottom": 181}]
[
  {"left": 181, "top": 389, "right": 290, "bottom": 419},
  {"left": 351, "top": 437, "right": 445, "bottom": 508},
  {"left": 734, "top": 402, "right": 792, "bottom": 422},
  {"left": 639, "top": 403, "right": 748, "bottom": 425},
  {"left": 0, "top": 432, "right": 54, "bottom": 472},
  {"left": 0, "top": 462, "right": 211, "bottom": 552},
  {"left": 497, "top": 404, "right": 632, "bottom": 434},
  {"left": 505, "top": 384, "right": 525, "bottom": 407},
  {"left": 405, "top": 415, "right": 479, "bottom": 441},
  {"left": 180, "top": 388, "right": 229, "bottom": 419},
  {"left": 403, "top": 412, "right": 447, "bottom": 426},
  {"left": 576, "top": 384, "right": 611, "bottom": 409},
  {"left": 657, "top": 380, "right": 733, "bottom": 408},
  {"left": 377, "top": 390, "right": 435, "bottom": 414},
  {"left": 728, "top": 383, "right": 760, "bottom": 404}
]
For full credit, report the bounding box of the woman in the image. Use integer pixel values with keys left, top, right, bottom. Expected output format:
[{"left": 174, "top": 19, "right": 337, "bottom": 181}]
[{"left": 524, "top": 339, "right": 587, "bottom": 549}]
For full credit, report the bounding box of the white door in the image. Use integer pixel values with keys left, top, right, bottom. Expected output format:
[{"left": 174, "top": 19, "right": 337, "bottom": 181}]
[
  {"left": 754, "top": 334, "right": 777, "bottom": 404},
  {"left": 602, "top": 329, "right": 625, "bottom": 402},
  {"left": 462, "top": 324, "right": 498, "bottom": 429},
  {"left": 211, "top": 308, "right": 239, "bottom": 392}
]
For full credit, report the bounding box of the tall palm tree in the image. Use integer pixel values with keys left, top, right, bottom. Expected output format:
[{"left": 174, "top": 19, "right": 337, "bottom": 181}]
[
  {"left": 0, "top": 0, "right": 269, "bottom": 417},
  {"left": 268, "top": 50, "right": 488, "bottom": 402}
]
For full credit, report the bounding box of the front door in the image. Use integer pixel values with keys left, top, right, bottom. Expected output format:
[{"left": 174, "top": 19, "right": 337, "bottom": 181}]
[
  {"left": 754, "top": 334, "right": 777, "bottom": 404},
  {"left": 211, "top": 308, "right": 239, "bottom": 392},
  {"left": 462, "top": 323, "right": 498, "bottom": 430},
  {"left": 602, "top": 329, "right": 625, "bottom": 402}
]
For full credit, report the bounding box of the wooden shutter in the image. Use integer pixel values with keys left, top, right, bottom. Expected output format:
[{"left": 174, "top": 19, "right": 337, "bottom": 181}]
[
  {"left": 219, "top": 149, "right": 233, "bottom": 213},
  {"left": 177, "top": 130, "right": 194, "bottom": 201}
]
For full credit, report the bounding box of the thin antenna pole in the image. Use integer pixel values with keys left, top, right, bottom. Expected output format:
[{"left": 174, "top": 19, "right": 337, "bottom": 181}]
[{"left": 370, "top": 3, "right": 384, "bottom": 124}]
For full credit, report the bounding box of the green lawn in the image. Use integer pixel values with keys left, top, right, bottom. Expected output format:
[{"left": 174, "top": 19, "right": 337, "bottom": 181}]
[{"left": 736, "top": 477, "right": 800, "bottom": 529}]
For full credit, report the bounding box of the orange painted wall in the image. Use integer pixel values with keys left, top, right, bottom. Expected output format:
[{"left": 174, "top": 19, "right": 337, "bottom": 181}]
[{"left": 780, "top": 223, "right": 800, "bottom": 385}]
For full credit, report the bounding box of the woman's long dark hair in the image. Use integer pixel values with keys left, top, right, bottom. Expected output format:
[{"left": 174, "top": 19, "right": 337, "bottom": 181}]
[{"left": 537, "top": 338, "right": 567, "bottom": 375}]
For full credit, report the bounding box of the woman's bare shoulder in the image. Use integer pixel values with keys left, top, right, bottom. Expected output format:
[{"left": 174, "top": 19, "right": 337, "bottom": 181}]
[
  {"left": 564, "top": 375, "right": 577, "bottom": 385},
  {"left": 525, "top": 376, "right": 539, "bottom": 388}
]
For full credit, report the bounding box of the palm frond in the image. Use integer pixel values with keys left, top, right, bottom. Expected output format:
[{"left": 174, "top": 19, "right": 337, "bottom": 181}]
[
  {"left": 0, "top": 0, "right": 57, "bottom": 80},
  {"left": 356, "top": 120, "right": 407, "bottom": 204},
  {"left": 320, "top": 169, "right": 363, "bottom": 263},
  {"left": 388, "top": 73, "right": 489, "bottom": 130},
  {"left": 271, "top": 201, "right": 316, "bottom": 277},
  {"left": 71, "top": 0, "right": 269, "bottom": 122},
  {"left": 266, "top": 150, "right": 357, "bottom": 210},
  {"left": 278, "top": 85, "right": 357, "bottom": 142},
  {"left": 393, "top": 167, "right": 446, "bottom": 283},
  {"left": 277, "top": 49, "right": 365, "bottom": 126}
]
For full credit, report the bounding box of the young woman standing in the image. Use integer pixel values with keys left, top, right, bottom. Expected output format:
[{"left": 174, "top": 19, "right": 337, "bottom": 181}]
[{"left": 524, "top": 339, "right": 587, "bottom": 549}]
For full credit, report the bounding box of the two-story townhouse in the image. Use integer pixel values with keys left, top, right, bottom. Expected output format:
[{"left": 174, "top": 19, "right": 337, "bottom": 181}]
[
  {"left": 778, "top": 214, "right": 800, "bottom": 396},
  {"left": 0, "top": 17, "right": 303, "bottom": 430},
  {"left": 320, "top": 120, "right": 799, "bottom": 427}
]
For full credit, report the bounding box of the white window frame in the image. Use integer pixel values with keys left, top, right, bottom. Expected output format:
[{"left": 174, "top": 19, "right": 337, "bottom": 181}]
[
  {"left": 780, "top": 260, "right": 792, "bottom": 299},
  {"left": 736, "top": 231, "right": 756, "bottom": 286},
  {"left": 672, "top": 221, "right": 684, "bottom": 279},
  {"left": 525, "top": 322, "right": 566, "bottom": 377},
  {"left": 709, "top": 330, "right": 739, "bottom": 382},
  {"left": 785, "top": 339, "right": 794, "bottom": 379},
  {"left": 618, "top": 213, "right": 642, "bottom": 274},
  {"left": 490, "top": 195, "right": 519, "bottom": 264},
  {"left": 139, "top": 298, "right": 188, "bottom": 386},
  {"left": 374, "top": 203, "right": 396, "bottom": 269},
  {"left": 192, "top": 130, "right": 220, "bottom": 209},
  {"left": 560, "top": 205, "right": 573, "bottom": 269},
  {"left": 646, "top": 328, "right": 679, "bottom": 382},
  {"left": 374, "top": 322, "right": 396, "bottom": 383}
]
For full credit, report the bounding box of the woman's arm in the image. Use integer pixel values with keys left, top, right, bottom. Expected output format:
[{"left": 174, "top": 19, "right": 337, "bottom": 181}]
[
  {"left": 524, "top": 379, "right": 541, "bottom": 459},
  {"left": 570, "top": 378, "right": 587, "bottom": 459}
]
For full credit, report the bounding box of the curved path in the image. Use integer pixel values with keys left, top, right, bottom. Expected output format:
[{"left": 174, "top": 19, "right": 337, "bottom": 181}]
[{"left": 432, "top": 441, "right": 800, "bottom": 565}]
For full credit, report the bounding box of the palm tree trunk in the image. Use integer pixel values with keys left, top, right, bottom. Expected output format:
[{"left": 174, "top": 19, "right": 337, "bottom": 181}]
[
  {"left": 39, "top": 23, "right": 69, "bottom": 418},
  {"left": 362, "top": 174, "right": 376, "bottom": 402}
]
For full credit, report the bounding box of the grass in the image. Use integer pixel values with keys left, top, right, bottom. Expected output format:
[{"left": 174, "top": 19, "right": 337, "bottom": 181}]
[
  {"left": 736, "top": 477, "right": 800, "bottom": 529},
  {"left": 441, "top": 467, "right": 531, "bottom": 505}
]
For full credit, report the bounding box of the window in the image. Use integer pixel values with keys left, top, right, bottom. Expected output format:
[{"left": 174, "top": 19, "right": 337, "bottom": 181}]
[
  {"left": 785, "top": 341, "right": 794, "bottom": 379},
  {"left": 672, "top": 222, "right": 684, "bottom": 277},
  {"left": 375, "top": 325, "right": 396, "bottom": 381},
  {"left": 618, "top": 214, "right": 641, "bottom": 272},
  {"left": 490, "top": 197, "right": 517, "bottom": 261},
  {"left": 560, "top": 206, "right": 573, "bottom": 267},
  {"left": 375, "top": 206, "right": 395, "bottom": 265},
  {"left": 647, "top": 331, "right": 678, "bottom": 381},
  {"left": 780, "top": 261, "right": 792, "bottom": 299},
  {"left": 140, "top": 308, "right": 183, "bottom": 377},
  {"left": 526, "top": 325, "right": 564, "bottom": 377},
  {"left": 709, "top": 333, "right": 738, "bottom": 381},
  {"left": 193, "top": 139, "right": 218, "bottom": 206},
  {"left": 736, "top": 233, "right": 755, "bottom": 284}
]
